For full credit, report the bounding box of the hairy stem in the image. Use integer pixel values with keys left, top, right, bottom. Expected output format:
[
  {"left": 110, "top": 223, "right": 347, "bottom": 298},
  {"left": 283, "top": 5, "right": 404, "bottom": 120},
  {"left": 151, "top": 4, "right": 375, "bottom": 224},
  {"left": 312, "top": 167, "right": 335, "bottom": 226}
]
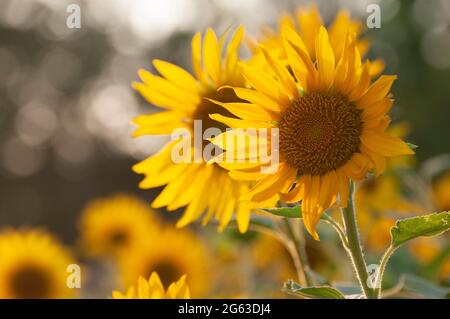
[
  {"left": 280, "top": 218, "right": 312, "bottom": 286},
  {"left": 340, "top": 182, "right": 376, "bottom": 299},
  {"left": 374, "top": 245, "right": 396, "bottom": 298},
  {"left": 322, "top": 214, "right": 349, "bottom": 249}
]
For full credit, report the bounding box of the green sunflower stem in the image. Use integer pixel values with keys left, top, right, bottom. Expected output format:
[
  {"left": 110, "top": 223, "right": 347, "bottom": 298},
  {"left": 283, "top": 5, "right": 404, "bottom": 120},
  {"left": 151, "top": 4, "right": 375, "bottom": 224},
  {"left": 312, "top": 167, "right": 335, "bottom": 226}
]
[
  {"left": 282, "top": 218, "right": 313, "bottom": 287},
  {"left": 374, "top": 245, "right": 395, "bottom": 298},
  {"left": 340, "top": 181, "right": 377, "bottom": 299}
]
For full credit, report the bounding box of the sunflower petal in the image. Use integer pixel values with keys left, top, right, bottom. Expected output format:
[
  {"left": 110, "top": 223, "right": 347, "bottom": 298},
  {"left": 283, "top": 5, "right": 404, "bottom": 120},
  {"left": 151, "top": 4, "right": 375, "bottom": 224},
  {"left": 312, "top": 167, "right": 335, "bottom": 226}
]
[
  {"left": 315, "top": 26, "right": 335, "bottom": 91},
  {"left": 203, "top": 28, "right": 221, "bottom": 85},
  {"left": 261, "top": 46, "right": 298, "bottom": 99},
  {"left": 207, "top": 99, "right": 276, "bottom": 121},
  {"left": 192, "top": 32, "right": 206, "bottom": 83},
  {"left": 357, "top": 75, "right": 397, "bottom": 108},
  {"left": 229, "top": 86, "right": 283, "bottom": 112},
  {"left": 361, "top": 133, "right": 415, "bottom": 157},
  {"left": 153, "top": 59, "right": 199, "bottom": 94}
]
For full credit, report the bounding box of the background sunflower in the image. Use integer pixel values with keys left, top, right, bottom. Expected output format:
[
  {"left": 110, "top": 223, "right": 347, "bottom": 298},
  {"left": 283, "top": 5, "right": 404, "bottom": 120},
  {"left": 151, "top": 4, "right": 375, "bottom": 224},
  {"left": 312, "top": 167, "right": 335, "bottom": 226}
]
[
  {"left": 117, "top": 227, "right": 210, "bottom": 296},
  {"left": 78, "top": 193, "right": 160, "bottom": 257},
  {"left": 0, "top": 229, "right": 76, "bottom": 298},
  {"left": 112, "top": 272, "right": 190, "bottom": 299}
]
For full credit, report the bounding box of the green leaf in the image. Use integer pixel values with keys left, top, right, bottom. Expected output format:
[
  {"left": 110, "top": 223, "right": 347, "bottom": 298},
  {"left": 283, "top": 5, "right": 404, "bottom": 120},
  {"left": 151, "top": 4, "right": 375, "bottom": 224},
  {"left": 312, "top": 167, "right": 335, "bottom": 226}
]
[
  {"left": 263, "top": 206, "right": 330, "bottom": 220},
  {"left": 295, "top": 287, "right": 346, "bottom": 299},
  {"left": 263, "top": 206, "right": 302, "bottom": 218},
  {"left": 283, "top": 280, "right": 345, "bottom": 299},
  {"left": 333, "top": 284, "right": 362, "bottom": 296},
  {"left": 406, "top": 142, "right": 419, "bottom": 150},
  {"left": 390, "top": 211, "right": 450, "bottom": 248}
]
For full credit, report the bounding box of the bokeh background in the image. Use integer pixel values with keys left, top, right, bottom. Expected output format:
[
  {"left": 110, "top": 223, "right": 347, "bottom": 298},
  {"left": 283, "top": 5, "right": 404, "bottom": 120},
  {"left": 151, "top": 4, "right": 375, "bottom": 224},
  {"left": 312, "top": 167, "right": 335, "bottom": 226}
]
[
  {"left": 0, "top": 0, "right": 449, "bottom": 298},
  {"left": 1, "top": 0, "right": 449, "bottom": 242}
]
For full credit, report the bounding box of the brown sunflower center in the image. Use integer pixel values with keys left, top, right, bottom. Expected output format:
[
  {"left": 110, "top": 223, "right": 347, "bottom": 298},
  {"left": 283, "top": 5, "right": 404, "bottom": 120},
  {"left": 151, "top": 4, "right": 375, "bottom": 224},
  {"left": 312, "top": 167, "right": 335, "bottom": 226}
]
[
  {"left": 192, "top": 88, "right": 242, "bottom": 159},
  {"left": 193, "top": 87, "right": 240, "bottom": 132},
  {"left": 360, "top": 178, "right": 378, "bottom": 193},
  {"left": 109, "top": 229, "right": 129, "bottom": 247},
  {"left": 146, "top": 261, "right": 181, "bottom": 288},
  {"left": 279, "top": 92, "right": 363, "bottom": 176},
  {"left": 10, "top": 265, "right": 52, "bottom": 298}
]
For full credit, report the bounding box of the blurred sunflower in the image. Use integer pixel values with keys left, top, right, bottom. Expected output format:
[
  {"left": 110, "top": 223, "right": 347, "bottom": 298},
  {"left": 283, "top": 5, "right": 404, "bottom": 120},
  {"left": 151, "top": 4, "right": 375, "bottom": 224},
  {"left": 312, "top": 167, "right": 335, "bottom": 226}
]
[
  {"left": 433, "top": 172, "right": 450, "bottom": 211},
  {"left": 408, "top": 237, "right": 441, "bottom": 264},
  {"left": 366, "top": 215, "right": 443, "bottom": 256},
  {"left": 251, "top": 234, "right": 296, "bottom": 283},
  {"left": 439, "top": 259, "right": 450, "bottom": 280},
  {"left": 356, "top": 175, "right": 422, "bottom": 216},
  {"left": 112, "top": 272, "right": 189, "bottom": 299},
  {"left": 355, "top": 175, "right": 424, "bottom": 251},
  {"left": 247, "top": 5, "right": 384, "bottom": 77},
  {"left": 132, "top": 27, "right": 274, "bottom": 233},
  {"left": 79, "top": 194, "right": 159, "bottom": 257},
  {"left": 0, "top": 229, "right": 75, "bottom": 299},
  {"left": 118, "top": 228, "right": 209, "bottom": 296},
  {"left": 210, "top": 25, "right": 413, "bottom": 239},
  {"left": 366, "top": 218, "right": 396, "bottom": 252}
]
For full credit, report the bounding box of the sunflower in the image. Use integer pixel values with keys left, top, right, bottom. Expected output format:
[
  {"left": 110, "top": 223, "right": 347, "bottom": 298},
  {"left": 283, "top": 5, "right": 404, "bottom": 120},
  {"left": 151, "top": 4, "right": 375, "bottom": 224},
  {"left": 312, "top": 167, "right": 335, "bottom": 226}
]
[
  {"left": 247, "top": 5, "right": 384, "bottom": 77},
  {"left": 132, "top": 27, "right": 275, "bottom": 233},
  {"left": 408, "top": 237, "right": 441, "bottom": 264},
  {"left": 210, "top": 25, "right": 414, "bottom": 239},
  {"left": 366, "top": 218, "right": 396, "bottom": 252},
  {"left": 385, "top": 122, "right": 416, "bottom": 168},
  {"left": 356, "top": 175, "right": 423, "bottom": 218},
  {"left": 439, "top": 259, "right": 450, "bottom": 280},
  {"left": 433, "top": 172, "right": 450, "bottom": 211},
  {"left": 118, "top": 228, "right": 209, "bottom": 296},
  {"left": 79, "top": 194, "right": 159, "bottom": 257},
  {"left": 251, "top": 234, "right": 297, "bottom": 283},
  {"left": 0, "top": 229, "right": 75, "bottom": 299},
  {"left": 354, "top": 175, "right": 424, "bottom": 251},
  {"left": 112, "top": 272, "right": 190, "bottom": 299}
]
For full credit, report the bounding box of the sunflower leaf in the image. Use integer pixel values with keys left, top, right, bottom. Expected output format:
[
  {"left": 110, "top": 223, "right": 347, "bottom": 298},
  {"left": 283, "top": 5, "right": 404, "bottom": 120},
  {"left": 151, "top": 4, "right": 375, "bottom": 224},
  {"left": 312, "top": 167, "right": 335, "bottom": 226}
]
[
  {"left": 262, "top": 206, "right": 303, "bottom": 218},
  {"left": 263, "top": 206, "right": 331, "bottom": 220},
  {"left": 283, "top": 280, "right": 345, "bottom": 299},
  {"left": 390, "top": 211, "right": 450, "bottom": 248}
]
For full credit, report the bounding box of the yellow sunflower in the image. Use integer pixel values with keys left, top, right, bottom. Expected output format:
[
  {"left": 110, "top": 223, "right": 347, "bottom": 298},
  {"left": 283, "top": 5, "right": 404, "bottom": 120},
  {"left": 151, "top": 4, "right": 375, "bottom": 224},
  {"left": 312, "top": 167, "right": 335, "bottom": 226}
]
[
  {"left": 210, "top": 25, "right": 414, "bottom": 239},
  {"left": 356, "top": 175, "right": 423, "bottom": 218},
  {"left": 0, "top": 229, "right": 75, "bottom": 299},
  {"left": 433, "top": 172, "right": 450, "bottom": 211},
  {"left": 386, "top": 122, "right": 416, "bottom": 168},
  {"left": 79, "top": 194, "right": 159, "bottom": 257},
  {"left": 354, "top": 175, "right": 424, "bottom": 251},
  {"left": 439, "top": 259, "right": 450, "bottom": 280},
  {"left": 112, "top": 272, "right": 189, "bottom": 299},
  {"left": 118, "top": 228, "right": 209, "bottom": 296},
  {"left": 366, "top": 218, "right": 396, "bottom": 252},
  {"left": 132, "top": 27, "right": 274, "bottom": 233},
  {"left": 408, "top": 237, "right": 441, "bottom": 264},
  {"left": 251, "top": 234, "right": 297, "bottom": 283},
  {"left": 247, "top": 5, "right": 384, "bottom": 77}
]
